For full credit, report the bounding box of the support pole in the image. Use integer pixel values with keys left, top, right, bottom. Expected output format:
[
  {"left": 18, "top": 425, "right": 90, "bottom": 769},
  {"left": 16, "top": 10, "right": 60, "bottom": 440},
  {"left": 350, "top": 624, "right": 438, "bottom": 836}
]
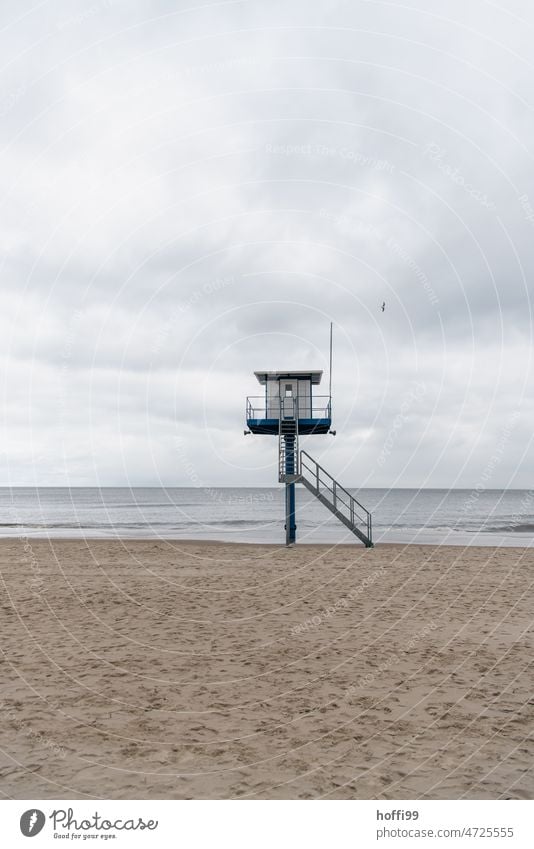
[
  {"left": 285, "top": 481, "right": 296, "bottom": 546},
  {"left": 284, "top": 434, "right": 296, "bottom": 545}
]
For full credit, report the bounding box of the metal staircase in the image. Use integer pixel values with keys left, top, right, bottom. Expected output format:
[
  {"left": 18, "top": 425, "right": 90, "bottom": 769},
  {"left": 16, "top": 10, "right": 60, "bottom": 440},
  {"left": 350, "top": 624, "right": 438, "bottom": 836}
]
[
  {"left": 276, "top": 395, "right": 373, "bottom": 547},
  {"left": 279, "top": 398, "right": 299, "bottom": 483},
  {"left": 298, "top": 449, "right": 373, "bottom": 547}
]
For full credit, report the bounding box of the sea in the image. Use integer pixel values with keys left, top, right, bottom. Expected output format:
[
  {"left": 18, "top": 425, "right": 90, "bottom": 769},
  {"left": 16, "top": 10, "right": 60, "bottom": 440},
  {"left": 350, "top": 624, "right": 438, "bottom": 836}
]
[{"left": 0, "top": 487, "right": 532, "bottom": 547}]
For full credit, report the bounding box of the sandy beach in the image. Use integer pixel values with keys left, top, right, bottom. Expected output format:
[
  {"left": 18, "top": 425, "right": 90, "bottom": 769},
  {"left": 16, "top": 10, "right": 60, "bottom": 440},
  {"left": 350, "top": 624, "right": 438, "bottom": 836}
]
[{"left": 0, "top": 539, "right": 532, "bottom": 800}]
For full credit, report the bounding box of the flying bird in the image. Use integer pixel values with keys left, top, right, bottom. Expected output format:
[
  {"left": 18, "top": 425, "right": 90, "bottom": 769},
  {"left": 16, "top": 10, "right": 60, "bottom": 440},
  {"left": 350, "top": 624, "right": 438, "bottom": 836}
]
[{"left": 381, "top": 301, "right": 386, "bottom": 312}]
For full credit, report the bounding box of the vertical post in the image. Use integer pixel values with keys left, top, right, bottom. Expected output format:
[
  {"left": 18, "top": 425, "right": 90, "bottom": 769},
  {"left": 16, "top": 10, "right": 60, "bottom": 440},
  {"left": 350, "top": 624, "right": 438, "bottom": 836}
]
[
  {"left": 328, "top": 321, "right": 333, "bottom": 420},
  {"left": 285, "top": 434, "right": 296, "bottom": 545},
  {"left": 285, "top": 481, "right": 296, "bottom": 546},
  {"left": 329, "top": 321, "right": 333, "bottom": 399}
]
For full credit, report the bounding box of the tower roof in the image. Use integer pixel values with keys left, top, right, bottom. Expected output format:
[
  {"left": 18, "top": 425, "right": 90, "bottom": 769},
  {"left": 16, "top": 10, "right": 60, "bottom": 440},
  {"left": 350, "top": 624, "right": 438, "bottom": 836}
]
[{"left": 254, "top": 370, "right": 323, "bottom": 385}]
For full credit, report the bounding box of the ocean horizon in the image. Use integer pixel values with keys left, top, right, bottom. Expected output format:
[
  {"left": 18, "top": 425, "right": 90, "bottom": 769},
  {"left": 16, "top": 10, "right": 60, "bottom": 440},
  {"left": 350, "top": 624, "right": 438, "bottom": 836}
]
[{"left": 0, "top": 486, "right": 532, "bottom": 547}]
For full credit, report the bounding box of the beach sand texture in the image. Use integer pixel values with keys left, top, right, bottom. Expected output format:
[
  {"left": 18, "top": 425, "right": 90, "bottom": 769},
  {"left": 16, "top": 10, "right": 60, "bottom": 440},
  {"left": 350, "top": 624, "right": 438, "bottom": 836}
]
[{"left": 1, "top": 539, "right": 532, "bottom": 799}]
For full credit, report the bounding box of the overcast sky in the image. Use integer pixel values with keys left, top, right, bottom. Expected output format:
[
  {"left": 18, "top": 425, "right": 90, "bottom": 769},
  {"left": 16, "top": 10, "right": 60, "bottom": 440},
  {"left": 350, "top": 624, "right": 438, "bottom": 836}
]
[{"left": 1, "top": 0, "right": 533, "bottom": 488}]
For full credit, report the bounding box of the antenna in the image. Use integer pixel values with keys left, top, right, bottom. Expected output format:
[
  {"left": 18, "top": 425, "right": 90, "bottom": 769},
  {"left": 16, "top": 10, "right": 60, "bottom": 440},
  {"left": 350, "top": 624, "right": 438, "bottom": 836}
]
[{"left": 329, "top": 321, "right": 333, "bottom": 399}]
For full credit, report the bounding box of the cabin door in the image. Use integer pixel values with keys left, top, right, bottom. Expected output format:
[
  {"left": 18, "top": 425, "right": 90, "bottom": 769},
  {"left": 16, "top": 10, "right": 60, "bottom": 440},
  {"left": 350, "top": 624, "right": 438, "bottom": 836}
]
[{"left": 280, "top": 380, "right": 298, "bottom": 419}]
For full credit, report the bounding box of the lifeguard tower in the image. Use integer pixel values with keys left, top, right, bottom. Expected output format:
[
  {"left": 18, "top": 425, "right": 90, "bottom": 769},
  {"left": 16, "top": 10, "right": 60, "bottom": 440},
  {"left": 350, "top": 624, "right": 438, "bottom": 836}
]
[{"left": 245, "top": 370, "right": 373, "bottom": 547}]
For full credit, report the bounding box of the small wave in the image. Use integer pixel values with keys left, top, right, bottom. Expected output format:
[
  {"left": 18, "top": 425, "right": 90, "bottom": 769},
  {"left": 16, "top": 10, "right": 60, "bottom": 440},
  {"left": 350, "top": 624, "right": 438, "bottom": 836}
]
[
  {"left": 0, "top": 521, "right": 200, "bottom": 530},
  {"left": 200, "top": 520, "right": 277, "bottom": 527},
  {"left": 0, "top": 519, "right": 280, "bottom": 531},
  {"left": 372, "top": 522, "right": 534, "bottom": 535},
  {"left": 479, "top": 523, "right": 534, "bottom": 534}
]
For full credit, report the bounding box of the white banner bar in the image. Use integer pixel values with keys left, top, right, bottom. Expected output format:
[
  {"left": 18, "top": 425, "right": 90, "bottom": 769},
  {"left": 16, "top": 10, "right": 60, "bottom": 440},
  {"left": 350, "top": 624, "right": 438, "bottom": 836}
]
[{"left": 2, "top": 800, "right": 533, "bottom": 848}]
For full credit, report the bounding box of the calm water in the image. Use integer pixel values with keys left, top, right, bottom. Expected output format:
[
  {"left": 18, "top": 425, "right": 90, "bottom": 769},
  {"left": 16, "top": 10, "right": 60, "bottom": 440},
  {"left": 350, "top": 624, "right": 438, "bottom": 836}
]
[{"left": 0, "top": 487, "right": 532, "bottom": 546}]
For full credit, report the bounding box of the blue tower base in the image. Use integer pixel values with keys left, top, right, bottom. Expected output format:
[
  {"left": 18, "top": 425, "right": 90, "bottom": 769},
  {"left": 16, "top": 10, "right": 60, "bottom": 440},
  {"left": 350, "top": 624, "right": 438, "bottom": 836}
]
[
  {"left": 285, "top": 481, "right": 296, "bottom": 545},
  {"left": 284, "top": 433, "right": 297, "bottom": 545}
]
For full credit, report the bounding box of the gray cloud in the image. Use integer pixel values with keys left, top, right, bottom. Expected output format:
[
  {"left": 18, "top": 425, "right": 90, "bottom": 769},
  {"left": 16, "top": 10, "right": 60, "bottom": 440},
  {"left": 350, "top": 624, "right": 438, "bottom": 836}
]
[{"left": 0, "top": 0, "right": 532, "bottom": 487}]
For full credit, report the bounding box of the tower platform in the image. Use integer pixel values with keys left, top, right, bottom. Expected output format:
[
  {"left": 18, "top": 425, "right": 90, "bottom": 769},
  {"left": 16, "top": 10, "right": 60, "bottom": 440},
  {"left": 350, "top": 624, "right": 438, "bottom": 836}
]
[{"left": 246, "top": 370, "right": 331, "bottom": 435}]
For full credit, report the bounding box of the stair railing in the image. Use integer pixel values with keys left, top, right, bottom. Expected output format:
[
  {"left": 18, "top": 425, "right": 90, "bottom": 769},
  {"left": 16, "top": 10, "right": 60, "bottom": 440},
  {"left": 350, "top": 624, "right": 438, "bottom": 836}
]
[{"left": 299, "top": 449, "right": 372, "bottom": 541}]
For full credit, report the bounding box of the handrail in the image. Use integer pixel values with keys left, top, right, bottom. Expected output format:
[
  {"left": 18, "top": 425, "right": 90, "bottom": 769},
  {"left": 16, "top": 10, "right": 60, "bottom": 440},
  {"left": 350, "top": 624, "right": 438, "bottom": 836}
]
[
  {"left": 300, "top": 450, "right": 369, "bottom": 516},
  {"left": 299, "top": 449, "right": 372, "bottom": 541}
]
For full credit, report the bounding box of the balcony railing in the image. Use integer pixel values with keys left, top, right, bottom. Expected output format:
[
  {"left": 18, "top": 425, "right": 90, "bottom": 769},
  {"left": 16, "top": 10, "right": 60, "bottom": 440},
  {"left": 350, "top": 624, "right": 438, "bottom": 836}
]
[{"left": 246, "top": 395, "right": 331, "bottom": 420}]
